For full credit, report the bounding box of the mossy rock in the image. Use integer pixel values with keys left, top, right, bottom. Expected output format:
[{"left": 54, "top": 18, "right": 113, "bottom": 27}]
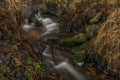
[
  {"left": 74, "top": 33, "right": 87, "bottom": 43},
  {"left": 62, "top": 37, "right": 74, "bottom": 47},
  {"left": 62, "top": 33, "right": 87, "bottom": 47},
  {"left": 72, "top": 47, "right": 86, "bottom": 62},
  {"left": 72, "top": 41, "right": 90, "bottom": 62}
]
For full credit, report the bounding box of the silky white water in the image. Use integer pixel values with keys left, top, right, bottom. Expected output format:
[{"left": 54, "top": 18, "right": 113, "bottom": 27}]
[
  {"left": 23, "top": 19, "right": 35, "bottom": 31},
  {"left": 54, "top": 61, "right": 85, "bottom": 80},
  {"left": 43, "top": 45, "right": 52, "bottom": 57},
  {"left": 23, "top": 11, "right": 85, "bottom": 80},
  {"left": 35, "top": 12, "right": 59, "bottom": 39}
]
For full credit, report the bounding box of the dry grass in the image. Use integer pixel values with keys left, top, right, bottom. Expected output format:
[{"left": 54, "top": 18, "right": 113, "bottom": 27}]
[
  {"left": 92, "top": 8, "right": 120, "bottom": 76},
  {"left": 107, "top": 0, "right": 120, "bottom": 5},
  {"left": 0, "top": 6, "right": 20, "bottom": 41},
  {"left": 0, "top": 6, "right": 50, "bottom": 80},
  {"left": 64, "top": 1, "right": 111, "bottom": 34},
  {"left": 5, "top": 0, "right": 25, "bottom": 24},
  {"left": 0, "top": 6, "right": 44, "bottom": 60}
]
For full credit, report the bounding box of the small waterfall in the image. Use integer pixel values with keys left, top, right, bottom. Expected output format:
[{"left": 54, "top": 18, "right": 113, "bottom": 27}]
[
  {"left": 42, "top": 18, "right": 53, "bottom": 26},
  {"left": 43, "top": 45, "right": 52, "bottom": 57},
  {"left": 36, "top": 12, "right": 86, "bottom": 80},
  {"left": 35, "top": 13, "right": 53, "bottom": 26},
  {"left": 23, "top": 11, "right": 86, "bottom": 80},
  {"left": 54, "top": 61, "right": 85, "bottom": 80},
  {"left": 23, "top": 19, "right": 35, "bottom": 32},
  {"left": 35, "top": 12, "right": 59, "bottom": 39}
]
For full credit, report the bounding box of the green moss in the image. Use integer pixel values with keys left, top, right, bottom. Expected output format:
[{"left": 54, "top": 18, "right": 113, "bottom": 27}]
[
  {"left": 62, "top": 37, "right": 74, "bottom": 47},
  {"left": 27, "top": 57, "right": 44, "bottom": 72},
  {"left": 74, "top": 33, "right": 87, "bottom": 43},
  {"left": 90, "top": 12, "right": 103, "bottom": 24},
  {"left": 71, "top": 41, "right": 90, "bottom": 62},
  {"left": 73, "top": 51, "right": 86, "bottom": 62},
  {"left": 33, "top": 62, "right": 44, "bottom": 72},
  {"left": 24, "top": 70, "right": 31, "bottom": 78},
  {"left": 72, "top": 47, "right": 86, "bottom": 62},
  {"left": 0, "top": 71, "right": 6, "bottom": 80},
  {"left": 60, "top": 33, "right": 89, "bottom": 62},
  {"left": 86, "top": 24, "right": 101, "bottom": 39},
  {"left": 27, "top": 57, "right": 33, "bottom": 65},
  {"left": 24, "top": 57, "right": 45, "bottom": 78},
  {"left": 72, "top": 46, "right": 80, "bottom": 52}
]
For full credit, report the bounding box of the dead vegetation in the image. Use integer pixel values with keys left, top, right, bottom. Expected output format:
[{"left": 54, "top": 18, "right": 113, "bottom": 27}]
[
  {"left": 5, "top": 0, "right": 25, "bottom": 24},
  {"left": 107, "top": 0, "right": 120, "bottom": 5},
  {"left": 0, "top": 6, "right": 20, "bottom": 41},
  {"left": 0, "top": 6, "right": 58, "bottom": 80},
  {"left": 92, "top": 8, "right": 120, "bottom": 77},
  {"left": 64, "top": 1, "right": 111, "bottom": 34}
]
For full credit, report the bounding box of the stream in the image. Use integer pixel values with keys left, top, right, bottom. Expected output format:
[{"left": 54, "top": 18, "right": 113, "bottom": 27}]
[{"left": 22, "top": 11, "right": 117, "bottom": 80}]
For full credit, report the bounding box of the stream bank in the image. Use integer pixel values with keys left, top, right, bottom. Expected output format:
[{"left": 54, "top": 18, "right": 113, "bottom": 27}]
[{"left": 0, "top": 0, "right": 120, "bottom": 80}]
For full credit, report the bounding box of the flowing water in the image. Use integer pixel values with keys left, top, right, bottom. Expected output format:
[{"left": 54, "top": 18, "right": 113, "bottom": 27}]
[
  {"left": 35, "top": 12, "right": 84, "bottom": 80},
  {"left": 35, "top": 12, "right": 59, "bottom": 41},
  {"left": 22, "top": 11, "right": 117, "bottom": 80},
  {"left": 22, "top": 11, "right": 86, "bottom": 80},
  {"left": 54, "top": 61, "right": 85, "bottom": 80},
  {"left": 23, "top": 19, "right": 34, "bottom": 31}
]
